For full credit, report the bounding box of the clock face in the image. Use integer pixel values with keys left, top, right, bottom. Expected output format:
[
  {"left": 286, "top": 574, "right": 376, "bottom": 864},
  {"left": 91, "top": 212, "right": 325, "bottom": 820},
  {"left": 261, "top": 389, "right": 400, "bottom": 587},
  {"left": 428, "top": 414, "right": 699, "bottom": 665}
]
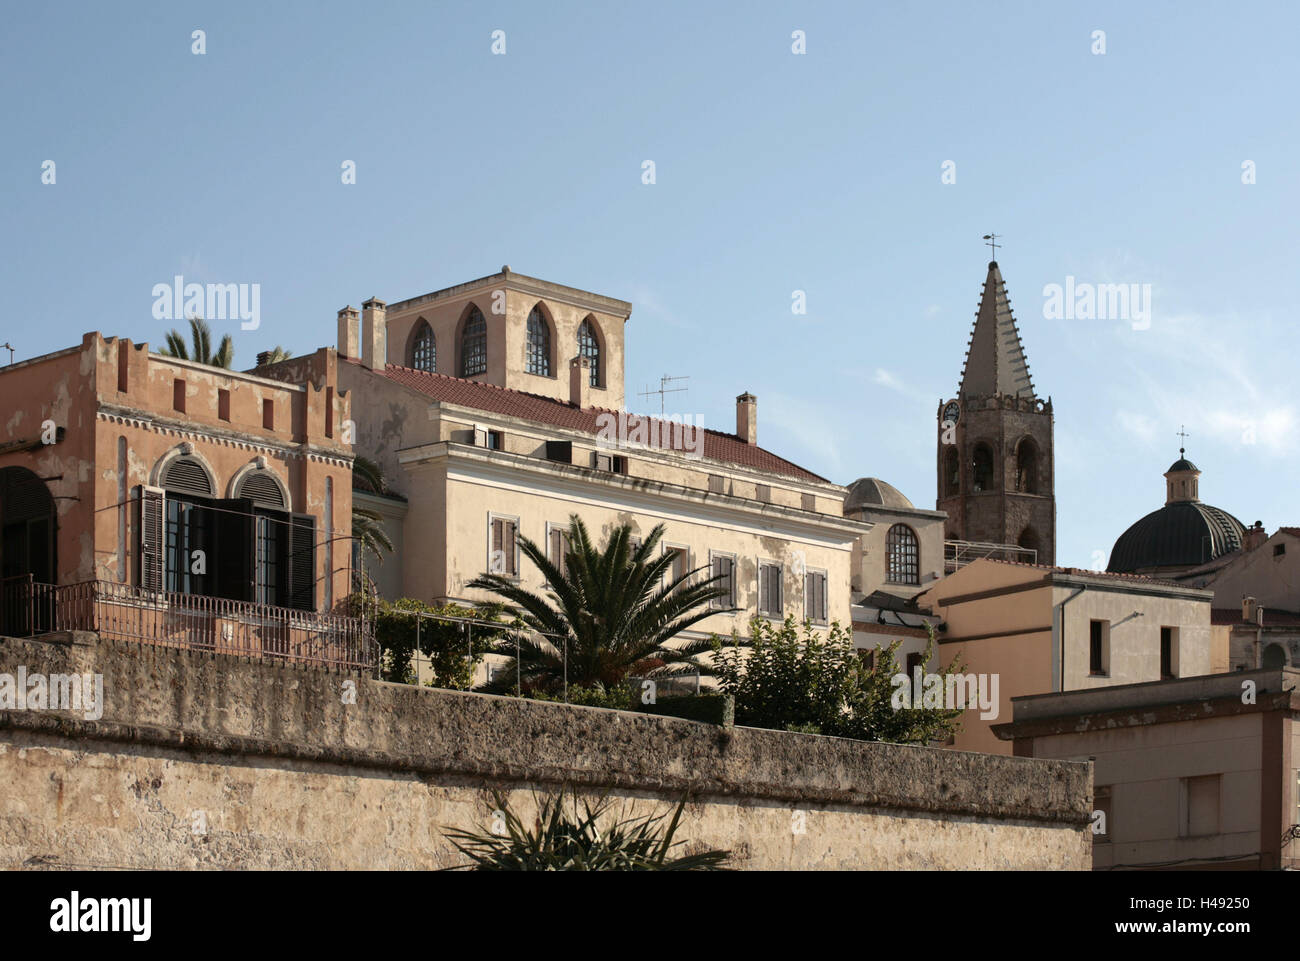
[{"left": 942, "top": 401, "right": 960, "bottom": 425}]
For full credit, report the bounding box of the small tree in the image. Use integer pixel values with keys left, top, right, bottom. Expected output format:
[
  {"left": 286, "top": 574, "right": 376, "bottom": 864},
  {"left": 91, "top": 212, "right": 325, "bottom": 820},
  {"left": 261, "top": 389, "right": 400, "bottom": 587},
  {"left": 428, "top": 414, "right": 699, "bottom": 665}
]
[
  {"left": 711, "top": 617, "right": 964, "bottom": 744},
  {"left": 159, "top": 316, "right": 234, "bottom": 369},
  {"left": 349, "top": 593, "right": 513, "bottom": 687}
]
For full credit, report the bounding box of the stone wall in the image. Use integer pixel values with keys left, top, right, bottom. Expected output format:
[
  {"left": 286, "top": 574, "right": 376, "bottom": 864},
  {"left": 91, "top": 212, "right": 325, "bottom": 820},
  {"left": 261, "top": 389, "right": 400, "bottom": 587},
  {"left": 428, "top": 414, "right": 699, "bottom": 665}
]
[{"left": 0, "top": 633, "right": 1092, "bottom": 870}]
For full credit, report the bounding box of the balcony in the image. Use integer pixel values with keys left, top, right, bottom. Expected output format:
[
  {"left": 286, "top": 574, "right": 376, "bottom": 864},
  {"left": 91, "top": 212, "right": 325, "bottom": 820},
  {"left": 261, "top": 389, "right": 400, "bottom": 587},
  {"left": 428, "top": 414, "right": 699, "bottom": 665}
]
[{"left": 0, "top": 575, "right": 376, "bottom": 674}]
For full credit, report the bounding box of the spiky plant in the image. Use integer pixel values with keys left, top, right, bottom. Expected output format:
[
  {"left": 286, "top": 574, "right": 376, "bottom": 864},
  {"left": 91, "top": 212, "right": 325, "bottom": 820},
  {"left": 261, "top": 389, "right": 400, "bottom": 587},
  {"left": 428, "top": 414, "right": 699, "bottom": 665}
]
[
  {"left": 467, "top": 516, "right": 731, "bottom": 694},
  {"left": 442, "top": 788, "right": 730, "bottom": 871},
  {"left": 159, "top": 316, "right": 234, "bottom": 369}
]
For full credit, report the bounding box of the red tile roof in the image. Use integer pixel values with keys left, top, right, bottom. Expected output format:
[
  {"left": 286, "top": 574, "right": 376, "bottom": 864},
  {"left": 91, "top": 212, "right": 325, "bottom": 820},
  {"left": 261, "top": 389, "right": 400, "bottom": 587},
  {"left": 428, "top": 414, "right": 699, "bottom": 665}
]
[{"left": 377, "top": 363, "right": 828, "bottom": 482}]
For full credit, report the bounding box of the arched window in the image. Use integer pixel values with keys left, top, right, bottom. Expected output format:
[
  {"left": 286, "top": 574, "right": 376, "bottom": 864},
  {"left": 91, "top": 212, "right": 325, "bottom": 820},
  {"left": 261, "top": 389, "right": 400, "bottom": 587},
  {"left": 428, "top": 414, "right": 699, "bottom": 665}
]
[
  {"left": 943, "top": 447, "right": 960, "bottom": 497},
  {"left": 1018, "top": 527, "right": 1040, "bottom": 559},
  {"left": 410, "top": 320, "right": 435, "bottom": 372},
  {"left": 162, "top": 455, "right": 214, "bottom": 497},
  {"left": 460, "top": 306, "right": 487, "bottom": 377},
  {"left": 972, "top": 443, "right": 995, "bottom": 492},
  {"left": 1262, "top": 643, "right": 1288, "bottom": 669},
  {"left": 526, "top": 306, "right": 552, "bottom": 376},
  {"left": 886, "top": 524, "right": 919, "bottom": 585},
  {"left": 159, "top": 454, "right": 215, "bottom": 595},
  {"left": 1015, "top": 438, "right": 1038, "bottom": 493},
  {"left": 235, "top": 469, "right": 286, "bottom": 510},
  {"left": 0, "top": 466, "right": 57, "bottom": 588},
  {"left": 578, "top": 318, "right": 601, "bottom": 387}
]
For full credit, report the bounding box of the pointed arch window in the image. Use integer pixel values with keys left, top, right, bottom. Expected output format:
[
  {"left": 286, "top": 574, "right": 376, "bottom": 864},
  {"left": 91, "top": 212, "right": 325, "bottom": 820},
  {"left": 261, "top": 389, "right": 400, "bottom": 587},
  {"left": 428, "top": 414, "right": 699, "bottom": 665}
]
[
  {"left": 1015, "top": 438, "right": 1039, "bottom": 493},
  {"left": 577, "top": 318, "right": 601, "bottom": 387},
  {"left": 460, "top": 306, "right": 487, "bottom": 377},
  {"left": 411, "top": 320, "right": 435, "bottom": 372},
  {"left": 526, "top": 307, "right": 552, "bottom": 376},
  {"left": 972, "top": 443, "right": 995, "bottom": 492},
  {"left": 943, "top": 447, "right": 960, "bottom": 497},
  {"left": 886, "top": 524, "right": 920, "bottom": 586}
]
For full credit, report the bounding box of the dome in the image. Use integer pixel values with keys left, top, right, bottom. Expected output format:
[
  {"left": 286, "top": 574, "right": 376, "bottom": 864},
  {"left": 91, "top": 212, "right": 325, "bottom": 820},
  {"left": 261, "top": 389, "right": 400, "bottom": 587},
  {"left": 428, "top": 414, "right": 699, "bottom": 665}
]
[
  {"left": 1107, "top": 501, "right": 1244, "bottom": 573},
  {"left": 1167, "top": 456, "right": 1198, "bottom": 473},
  {"left": 845, "top": 477, "right": 914, "bottom": 512}
]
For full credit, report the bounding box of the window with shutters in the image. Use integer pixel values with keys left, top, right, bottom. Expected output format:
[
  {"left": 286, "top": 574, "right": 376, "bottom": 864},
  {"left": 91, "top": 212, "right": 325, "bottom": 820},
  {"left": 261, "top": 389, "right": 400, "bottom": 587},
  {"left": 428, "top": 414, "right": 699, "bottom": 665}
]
[
  {"left": 235, "top": 469, "right": 287, "bottom": 511},
  {"left": 664, "top": 546, "right": 690, "bottom": 583},
  {"left": 758, "top": 561, "right": 782, "bottom": 617},
  {"left": 709, "top": 552, "right": 736, "bottom": 610},
  {"left": 547, "top": 524, "right": 569, "bottom": 577},
  {"left": 489, "top": 515, "right": 518, "bottom": 578},
  {"left": 804, "top": 569, "right": 828, "bottom": 624},
  {"left": 0, "top": 466, "right": 57, "bottom": 589}
]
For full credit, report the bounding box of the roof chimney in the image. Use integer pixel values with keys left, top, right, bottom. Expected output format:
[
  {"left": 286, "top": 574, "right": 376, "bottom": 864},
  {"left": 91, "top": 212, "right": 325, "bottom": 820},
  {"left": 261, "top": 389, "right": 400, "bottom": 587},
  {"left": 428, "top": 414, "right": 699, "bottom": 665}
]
[
  {"left": 569, "top": 355, "right": 591, "bottom": 408},
  {"left": 736, "top": 392, "right": 757, "bottom": 445},
  {"left": 1243, "top": 520, "right": 1267, "bottom": 552},
  {"left": 337, "top": 306, "right": 360, "bottom": 359},
  {"left": 1243, "top": 595, "right": 1257, "bottom": 623},
  {"left": 361, "top": 298, "right": 387, "bottom": 371}
]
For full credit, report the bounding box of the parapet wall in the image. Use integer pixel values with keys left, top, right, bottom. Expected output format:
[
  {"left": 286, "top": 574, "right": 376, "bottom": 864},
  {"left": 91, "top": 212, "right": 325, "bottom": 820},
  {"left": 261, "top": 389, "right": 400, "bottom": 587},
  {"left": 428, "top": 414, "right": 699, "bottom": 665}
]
[{"left": 0, "top": 633, "right": 1092, "bottom": 869}]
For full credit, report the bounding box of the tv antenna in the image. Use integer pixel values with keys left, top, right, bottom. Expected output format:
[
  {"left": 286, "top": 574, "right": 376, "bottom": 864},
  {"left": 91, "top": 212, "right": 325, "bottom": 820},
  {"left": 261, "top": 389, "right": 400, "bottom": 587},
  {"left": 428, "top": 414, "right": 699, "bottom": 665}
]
[
  {"left": 0, "top": 343, "right": 14, "bottom": 366},
  {"left": 638, "top": 374, "right": 689, "bottom": 415}
]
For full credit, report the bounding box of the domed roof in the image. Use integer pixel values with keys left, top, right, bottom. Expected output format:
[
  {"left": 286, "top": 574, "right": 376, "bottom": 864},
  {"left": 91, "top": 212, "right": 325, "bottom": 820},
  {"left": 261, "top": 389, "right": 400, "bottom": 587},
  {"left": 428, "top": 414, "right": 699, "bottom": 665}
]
[
  {"left": 1167, "top": 455, "right": 1198, "bottom": 472},
  {"left": 1107, "top": 501, "right": 1244, "bottom": 573},
  {"left": 845, "top": 477, "right": 914, "bottom": 512}
]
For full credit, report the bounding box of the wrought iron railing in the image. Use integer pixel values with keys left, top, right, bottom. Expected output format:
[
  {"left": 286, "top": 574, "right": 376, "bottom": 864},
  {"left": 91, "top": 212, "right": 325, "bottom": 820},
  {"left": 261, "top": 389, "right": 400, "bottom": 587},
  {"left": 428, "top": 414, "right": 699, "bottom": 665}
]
[
  {"left": 0, "top": 576, "right": 376, "bottom": 674},
  {"left": 943, "top": 540, "right": 1038, "bottom": 573}
]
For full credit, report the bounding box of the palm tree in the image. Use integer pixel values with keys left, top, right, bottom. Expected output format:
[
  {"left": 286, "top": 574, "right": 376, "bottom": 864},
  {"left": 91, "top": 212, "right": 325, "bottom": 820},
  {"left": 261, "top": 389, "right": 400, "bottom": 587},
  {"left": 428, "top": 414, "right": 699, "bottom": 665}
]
[
  {"left": 468, "top": 516, "right": 731, "bottom": 694},
  {"left": 350, "top": 455, "right": 393, "bottom": 588},
  {"left": 159, "top": 316, "right": 234, "bottom": 369},
  {"left": 262, "top": 345, "right": 293, "bottom": 364}
]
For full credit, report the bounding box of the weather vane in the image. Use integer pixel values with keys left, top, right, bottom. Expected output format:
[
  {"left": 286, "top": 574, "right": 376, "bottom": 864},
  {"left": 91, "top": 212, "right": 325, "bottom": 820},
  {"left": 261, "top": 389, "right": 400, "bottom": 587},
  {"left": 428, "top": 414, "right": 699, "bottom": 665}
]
[
  {"left": 1177, "top": 424, "right": 1189, "bottom": 454},
  {"left": 982, "top": 233, "right": 1001, "bottom": 258}
]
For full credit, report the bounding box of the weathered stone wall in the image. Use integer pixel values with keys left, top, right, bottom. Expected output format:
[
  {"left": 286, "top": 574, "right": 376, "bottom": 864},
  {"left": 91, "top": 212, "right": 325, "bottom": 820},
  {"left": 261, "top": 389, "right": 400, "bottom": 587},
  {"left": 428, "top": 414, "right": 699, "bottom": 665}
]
[{"left": 0, "top": 633, "right": 1092, "bottom": 870}]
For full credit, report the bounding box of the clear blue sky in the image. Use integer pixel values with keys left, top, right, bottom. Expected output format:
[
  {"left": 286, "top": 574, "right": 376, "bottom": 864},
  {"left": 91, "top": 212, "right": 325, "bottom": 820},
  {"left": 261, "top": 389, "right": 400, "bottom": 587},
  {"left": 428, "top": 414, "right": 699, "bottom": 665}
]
[{"left": 3, "top": 1, "right": 1298, "bottom": 570}]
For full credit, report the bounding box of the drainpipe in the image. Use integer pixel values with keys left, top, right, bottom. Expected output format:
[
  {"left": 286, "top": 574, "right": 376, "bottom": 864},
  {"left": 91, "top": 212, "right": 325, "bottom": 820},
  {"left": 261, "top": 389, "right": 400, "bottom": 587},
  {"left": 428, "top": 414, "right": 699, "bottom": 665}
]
[{"left": 1057, "top": 586, "right": 1087, "bottom": 692}]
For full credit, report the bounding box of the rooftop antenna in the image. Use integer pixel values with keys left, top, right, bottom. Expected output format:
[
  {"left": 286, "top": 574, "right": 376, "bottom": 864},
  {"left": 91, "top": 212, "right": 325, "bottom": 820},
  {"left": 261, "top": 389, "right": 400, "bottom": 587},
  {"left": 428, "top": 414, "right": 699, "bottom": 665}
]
[
  {"left": 982, "top": 233, "right": 1001, "bottom": 259},
  {"left": 0, "top": 343, "right": 13, "bottom": 366},
  {"left": 638, "top": 374, "right": 689, "bottom": 416},
  {"left": 1176, "top": 424, "right": 1189, "bottom": 455}
]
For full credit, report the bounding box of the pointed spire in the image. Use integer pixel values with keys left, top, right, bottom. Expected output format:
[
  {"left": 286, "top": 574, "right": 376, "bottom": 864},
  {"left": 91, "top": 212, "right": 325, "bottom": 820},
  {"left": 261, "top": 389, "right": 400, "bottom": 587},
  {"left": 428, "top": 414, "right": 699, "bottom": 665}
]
[{"left": 958, "top": 261, "right": 1036, "bottom": 399}]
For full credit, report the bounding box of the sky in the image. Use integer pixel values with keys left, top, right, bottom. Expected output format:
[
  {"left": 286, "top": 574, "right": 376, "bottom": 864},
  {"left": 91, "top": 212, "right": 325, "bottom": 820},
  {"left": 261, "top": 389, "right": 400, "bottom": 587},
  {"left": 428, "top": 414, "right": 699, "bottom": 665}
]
[{"left": 3, "top": 0, "right": 1298, "bottom": 570}]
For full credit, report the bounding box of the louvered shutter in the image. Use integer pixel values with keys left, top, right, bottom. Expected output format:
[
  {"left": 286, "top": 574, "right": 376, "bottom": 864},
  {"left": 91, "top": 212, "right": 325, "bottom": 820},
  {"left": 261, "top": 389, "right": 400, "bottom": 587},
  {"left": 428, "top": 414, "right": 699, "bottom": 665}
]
[
  {"left": 288, "top": 513, "right": 316, "bottom": 611},
  {"left": 138, "top": 486, "right": 165, "bottom": 593},
  {"left": 214, "top": 498, "right": 255, "bottom": 602},
  {"left": 503, "top": 520, "right": 517, "bottom": 576}
]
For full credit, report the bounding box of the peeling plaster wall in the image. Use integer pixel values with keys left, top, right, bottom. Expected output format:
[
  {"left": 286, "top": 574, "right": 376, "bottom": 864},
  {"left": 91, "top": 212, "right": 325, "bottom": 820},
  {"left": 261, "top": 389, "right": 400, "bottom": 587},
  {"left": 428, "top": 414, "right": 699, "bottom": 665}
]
[{"left": 0, "top": 633, "right": 1092, "bottom": 870}]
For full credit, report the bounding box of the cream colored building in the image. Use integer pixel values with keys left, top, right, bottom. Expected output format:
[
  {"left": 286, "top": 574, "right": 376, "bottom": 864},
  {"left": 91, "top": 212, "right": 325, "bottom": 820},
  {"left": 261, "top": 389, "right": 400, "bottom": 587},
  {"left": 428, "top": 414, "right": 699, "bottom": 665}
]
[
  {"left": 913, "top": 558, "right": 1217, "bottom": 755},
  {"left": 281, "top": 269, "right": 870, "bottom": 649},
  {"left": 997, "top": 669, "right": 1300, "bottom": 870}
]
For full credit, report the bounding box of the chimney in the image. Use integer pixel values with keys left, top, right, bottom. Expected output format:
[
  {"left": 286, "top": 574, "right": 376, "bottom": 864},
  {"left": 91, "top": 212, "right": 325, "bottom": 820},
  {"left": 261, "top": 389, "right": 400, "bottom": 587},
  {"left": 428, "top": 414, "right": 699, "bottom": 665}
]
[
  {"left": 1243, "top": 520, "right": 1267, "bottom": 552},
  {"left": 569, "top": 356, "right": 591, "bottom": 408},
  {"left": 736, "top": 392, "right": 757, "bottom": 445},
  {"left": 337, "top": 305, "right": 360, "bottom": 359},
  {"left": 361, "top": 297, "right": 387, "bottom": 371},
  {"left": 1243, "top": 595, "right": 1257, "bottom": 623}
]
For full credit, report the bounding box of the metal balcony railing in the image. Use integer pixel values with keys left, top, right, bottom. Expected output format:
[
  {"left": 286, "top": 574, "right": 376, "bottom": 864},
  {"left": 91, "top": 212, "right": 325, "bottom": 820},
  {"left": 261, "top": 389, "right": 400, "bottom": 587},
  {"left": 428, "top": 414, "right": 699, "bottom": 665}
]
[
  {"left": 943, "top": 540, "right": 1038, "bottom": 574},
  {"left": 0, "top": 574, "right": 376, "bottom": 674}
]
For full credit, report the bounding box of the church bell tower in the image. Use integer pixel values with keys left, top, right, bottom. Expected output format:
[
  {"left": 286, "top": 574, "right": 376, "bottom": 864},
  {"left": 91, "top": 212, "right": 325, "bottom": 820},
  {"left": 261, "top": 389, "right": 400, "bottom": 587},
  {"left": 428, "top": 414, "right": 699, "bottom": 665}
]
[{"left": 936, "top": 257, "right": 1056, "bottom": 565}]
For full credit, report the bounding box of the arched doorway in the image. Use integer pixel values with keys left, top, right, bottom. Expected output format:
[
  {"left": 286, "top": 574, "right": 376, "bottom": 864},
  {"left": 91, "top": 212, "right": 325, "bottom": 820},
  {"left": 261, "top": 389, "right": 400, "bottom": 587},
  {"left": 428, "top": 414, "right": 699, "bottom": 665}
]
[
  {"left": 1262, "top": 643, "right": 1287, "bottom": 670},
  {"left": 0, "top": 466, "right": 57, "bottom": 636}
]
